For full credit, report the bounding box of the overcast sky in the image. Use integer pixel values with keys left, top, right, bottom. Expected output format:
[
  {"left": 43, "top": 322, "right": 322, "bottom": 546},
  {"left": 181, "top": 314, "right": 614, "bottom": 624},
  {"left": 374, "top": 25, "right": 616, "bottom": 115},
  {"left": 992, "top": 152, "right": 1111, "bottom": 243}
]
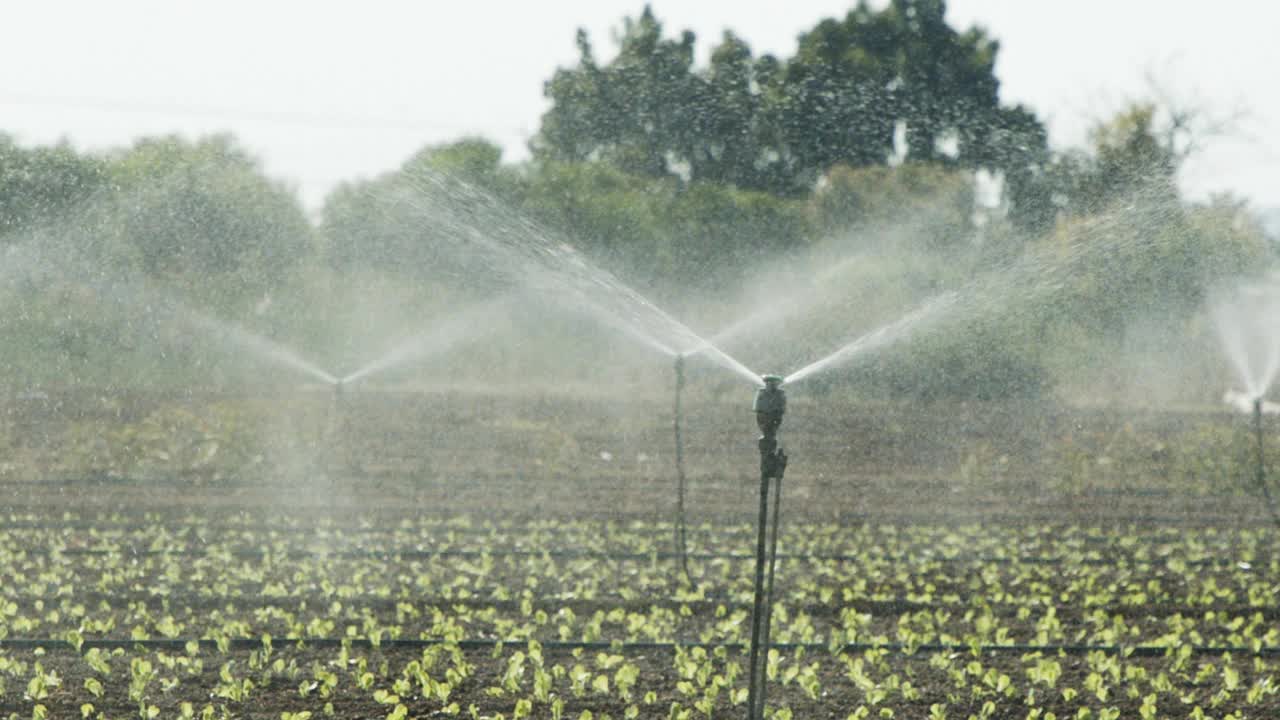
[{"left": 4, "top": 1, "right": 1277, "bottom": 212}]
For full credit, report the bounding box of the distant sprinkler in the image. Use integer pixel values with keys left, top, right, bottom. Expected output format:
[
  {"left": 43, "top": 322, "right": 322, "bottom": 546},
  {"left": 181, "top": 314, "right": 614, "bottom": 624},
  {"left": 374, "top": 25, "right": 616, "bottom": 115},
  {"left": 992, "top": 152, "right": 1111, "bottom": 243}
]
[
  {"left": 747, "top": 373, "right": 788, "bottom": 720},
  {"left": 1225, "top": 390, "right": 1280, "bottom": 415},
  {"left": 1238, "top": 394, "right": 1280, "bottom": 529}
]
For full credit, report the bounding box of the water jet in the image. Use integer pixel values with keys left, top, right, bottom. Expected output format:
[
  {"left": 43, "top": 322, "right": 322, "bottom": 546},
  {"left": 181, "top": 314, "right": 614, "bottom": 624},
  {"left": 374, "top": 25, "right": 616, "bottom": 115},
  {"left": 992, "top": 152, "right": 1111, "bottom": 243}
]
[
  {"left": 338, "top": 297, "right": 512, "bottom": 387},
  {"left": 392, "top": 168, "right": 762, "bottom": 387}
]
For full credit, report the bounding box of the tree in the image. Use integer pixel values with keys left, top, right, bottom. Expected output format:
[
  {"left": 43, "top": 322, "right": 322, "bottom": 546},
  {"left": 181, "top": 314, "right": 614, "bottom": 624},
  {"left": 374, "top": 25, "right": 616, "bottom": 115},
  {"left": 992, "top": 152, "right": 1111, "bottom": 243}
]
[
  {"left": 320, "top": 137, "right": 515, "bottom": 278},
  {"left": 778, "top": 0, "right": 1047, "bottom": 189},
  {"left": 775, "top": 10, "right": 899, "bottom": 190},
  {"left": 985, "top": 105, "right": 1053, "bottom": 234},
  {"left": 534, "top": 2, "right": 1047, "bottom": 200},
  {"left": 536, "top": 7, "right": 700, "bottom": 179},
  {"left": 686, "top": 32, "right": 766, "bottom": 187},
  {"left": 1085, "top": 103, "right": 1179, "bottom": 207},
  {"left": 515, "top": 160, "right": 810, "bottom": 292},
  {"left": 103, "top": 134, "right": 312, "bottom": 304},
  {"left": 0, "top": 135, "right": 106, "bottom": 239},
  {"left": 1012, "top": 96, "right": 1225, "bottom": 230},
  {"left": 809, "top": 163, "right": 976, "bottom": 252}
]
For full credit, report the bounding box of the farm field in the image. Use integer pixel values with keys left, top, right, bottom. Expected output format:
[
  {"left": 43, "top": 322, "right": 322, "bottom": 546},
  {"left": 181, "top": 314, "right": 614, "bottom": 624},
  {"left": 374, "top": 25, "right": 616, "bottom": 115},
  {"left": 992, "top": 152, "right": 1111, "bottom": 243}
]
[{"left": 2, "top": 388, "right": 1279, "bottom": 719}]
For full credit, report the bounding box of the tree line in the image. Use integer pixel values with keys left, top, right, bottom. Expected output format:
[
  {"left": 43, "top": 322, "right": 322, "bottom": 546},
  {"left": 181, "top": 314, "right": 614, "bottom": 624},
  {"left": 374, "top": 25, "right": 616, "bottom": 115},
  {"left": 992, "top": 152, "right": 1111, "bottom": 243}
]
[{"left": 0, "top": 0, "right": 1271, "bottom": 397}]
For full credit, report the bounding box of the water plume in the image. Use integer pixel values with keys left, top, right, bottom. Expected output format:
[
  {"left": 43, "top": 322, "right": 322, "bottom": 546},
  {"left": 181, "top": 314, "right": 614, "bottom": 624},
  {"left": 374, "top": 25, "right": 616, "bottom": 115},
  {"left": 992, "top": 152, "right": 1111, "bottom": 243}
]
[
  {"left": 89, "top": 276, "right": 339, "bottom": 386},
  {"left": 180, "top": 307, "right": 338, "bottom": 385},
  {"left": 780, "top": 188, "right": 1188, "bottom": 387},
  {"left": 784, "top": 292, "right": 959, "bottom": 386},
  {"left": 2, "top": 230, "right": 337, "bottom": 386},
  {"left": 383, "top": 169, "right": 761, "bottom": 387},
  {"left": 341, "top": 295, "right": 513, "bottom": 385}
]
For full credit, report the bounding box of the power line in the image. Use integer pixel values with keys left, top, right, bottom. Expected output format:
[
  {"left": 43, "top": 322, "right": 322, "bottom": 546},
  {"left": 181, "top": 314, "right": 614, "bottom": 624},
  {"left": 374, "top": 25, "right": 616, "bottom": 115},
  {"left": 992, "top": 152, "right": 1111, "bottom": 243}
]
[{"left": 0, "top": 91, "right": 533, "bottom": 138}]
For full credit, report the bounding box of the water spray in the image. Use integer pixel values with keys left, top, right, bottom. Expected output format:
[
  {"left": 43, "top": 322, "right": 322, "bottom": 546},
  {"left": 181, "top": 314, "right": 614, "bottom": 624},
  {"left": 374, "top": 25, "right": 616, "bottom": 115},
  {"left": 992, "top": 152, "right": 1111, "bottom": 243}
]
[
  {"left": 672, "top": 354, "right": 691, "bottom": 583},
  {"left": 747, "top": 374, "right": 787, "bottom": 720}
]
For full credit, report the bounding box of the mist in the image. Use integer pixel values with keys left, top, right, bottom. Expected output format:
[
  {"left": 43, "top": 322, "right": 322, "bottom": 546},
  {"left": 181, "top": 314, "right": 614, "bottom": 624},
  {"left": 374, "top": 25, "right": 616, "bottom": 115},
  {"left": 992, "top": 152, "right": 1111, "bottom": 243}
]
[{"left": 2, "top": 5, "right": 1278, "bottom": 718}]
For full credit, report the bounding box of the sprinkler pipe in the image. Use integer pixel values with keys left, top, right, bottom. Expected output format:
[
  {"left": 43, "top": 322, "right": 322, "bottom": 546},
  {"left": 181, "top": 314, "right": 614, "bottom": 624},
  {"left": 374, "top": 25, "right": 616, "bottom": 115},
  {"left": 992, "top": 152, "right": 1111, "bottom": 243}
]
[
  {"left": 673, "top": 355, "right": 691, "bottom": 582},
  {"left": 747, "top": 375, "right": 787, "bottom": 720},
  {"left": 1256, "top": 398, "right": 1266, "bottom": 491}
]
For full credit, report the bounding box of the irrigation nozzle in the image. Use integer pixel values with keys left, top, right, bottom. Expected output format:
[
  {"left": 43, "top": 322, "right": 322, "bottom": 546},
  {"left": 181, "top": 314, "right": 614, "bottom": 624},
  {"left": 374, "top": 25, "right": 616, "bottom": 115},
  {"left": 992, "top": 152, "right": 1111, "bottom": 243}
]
[
  {"left": 754, "top": 375, "right": 785, "bottom": 435},
  {"left": 754, "top": 375, "right": 787, "bottom": 475}
]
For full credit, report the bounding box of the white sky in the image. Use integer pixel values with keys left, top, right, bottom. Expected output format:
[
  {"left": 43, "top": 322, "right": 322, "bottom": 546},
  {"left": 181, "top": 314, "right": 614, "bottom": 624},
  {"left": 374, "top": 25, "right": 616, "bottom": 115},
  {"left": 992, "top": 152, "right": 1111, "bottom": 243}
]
[{"left": 3, "top": 1, "right": 1278, "bottom": 212}]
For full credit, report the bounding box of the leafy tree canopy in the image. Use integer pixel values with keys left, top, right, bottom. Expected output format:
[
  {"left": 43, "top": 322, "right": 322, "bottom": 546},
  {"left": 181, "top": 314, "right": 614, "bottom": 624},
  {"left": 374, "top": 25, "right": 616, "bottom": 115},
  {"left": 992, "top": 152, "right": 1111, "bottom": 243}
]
[
  {"left": 106, "top": 134, "right": 311, "bottom": 279},
  {"left": 534, "top": 1, "right": 1048, "bottom": 198},
  {"left": 0, "top": 134, "right": 106, "bottom": 239}
]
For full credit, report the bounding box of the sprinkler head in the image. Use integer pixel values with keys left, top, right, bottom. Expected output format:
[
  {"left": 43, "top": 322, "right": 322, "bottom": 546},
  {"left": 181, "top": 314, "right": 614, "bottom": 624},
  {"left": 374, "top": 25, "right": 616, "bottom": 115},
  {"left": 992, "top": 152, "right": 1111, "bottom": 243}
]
[{"left": 753, "top": 375, "right": 786, "bottom": 441}]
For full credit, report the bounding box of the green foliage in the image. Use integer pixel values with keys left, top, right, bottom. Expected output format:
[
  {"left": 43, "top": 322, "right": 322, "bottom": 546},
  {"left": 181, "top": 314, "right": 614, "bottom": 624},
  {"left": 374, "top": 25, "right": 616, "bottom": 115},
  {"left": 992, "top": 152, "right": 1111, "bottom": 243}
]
[
  {"left": 63, "top": 403, "right": 262, "bottom": 482},
  {"left": 810, "top": 163, "right": 976, "bottom": 251},
  {"left": 536, "top": 8, "right": 700, "bottom": 179},
  {"left": 0, "top": 4, "right": 1272, "bottom": 408},
  {"left": 1, "top": 512, "right": 1280, "bottom": 714},
  {"left": 100, "top": 134, "right": 312, "bottom": 307},
  {"left": 535, "top": 2, "right": 1046, "bottom": 195},
  {"left": 849, "top": 313, "right": 1050, "bottom": 402},
  {"left": 1009, "top": 101, "right": 1191, "bottom": 232},
  {"left": 320, "top": 137, "right": 516, "bottom": 279},
  {"left": 0, "top": 135, "right": 106, "bottom": 238},
  {"left": 515, "top": 160, "right": 672, "bottom": 274},
  {"left": 658, "top": 181, "right": 810, "bottom": 287}
]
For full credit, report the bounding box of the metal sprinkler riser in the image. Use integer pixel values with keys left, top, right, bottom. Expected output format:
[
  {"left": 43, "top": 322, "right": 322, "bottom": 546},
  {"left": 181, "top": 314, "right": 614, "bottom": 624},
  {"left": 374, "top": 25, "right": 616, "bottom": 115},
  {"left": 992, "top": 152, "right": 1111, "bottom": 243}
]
[
  {"left": 754, "top": 375, "right": 787, "bottom": 477},
  {"left": 746, "top": 374, "right": 788, "bottom": 720}
]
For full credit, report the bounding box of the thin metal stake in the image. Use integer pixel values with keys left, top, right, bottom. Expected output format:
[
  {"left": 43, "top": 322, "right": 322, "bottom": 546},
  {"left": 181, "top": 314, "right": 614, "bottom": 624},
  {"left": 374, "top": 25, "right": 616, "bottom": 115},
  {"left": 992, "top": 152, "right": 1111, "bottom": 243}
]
[
  {"left": 1253, "top": 399, "right": 1280, "bottom": 529},
  {"left": 328, "top": 381, "right": 345, "bottom": 510},
  {"left": 757, "top": 469, "right": 784, "bottom": 716},
  {"left": 1256, "top": 399, "right": 1266, "bottom": 490},
  {"left": 674, "top": 356, "right": 690, "bottom": 582},
  {"left": 746, "top": 465, "right": 772, "bottom": 720}
]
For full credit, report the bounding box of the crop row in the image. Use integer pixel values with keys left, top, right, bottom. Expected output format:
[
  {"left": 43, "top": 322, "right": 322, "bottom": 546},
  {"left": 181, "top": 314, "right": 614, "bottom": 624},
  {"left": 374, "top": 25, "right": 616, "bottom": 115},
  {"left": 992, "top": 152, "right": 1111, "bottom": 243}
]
[
  {"left": 3, "top": 589, "right": 1279, "bottom": 652},
  {"left": 1, "top": 639, "right": 1278, "bottom": 719},
  {"left": 0, "top": 522, "right": 1275, "bottom": 652},
  {"left": 4, "top": 512, "right": 1278, "bottom": 717},
  {"left": 0, "top": 512, "right": 1274, "bottom": 562}
]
